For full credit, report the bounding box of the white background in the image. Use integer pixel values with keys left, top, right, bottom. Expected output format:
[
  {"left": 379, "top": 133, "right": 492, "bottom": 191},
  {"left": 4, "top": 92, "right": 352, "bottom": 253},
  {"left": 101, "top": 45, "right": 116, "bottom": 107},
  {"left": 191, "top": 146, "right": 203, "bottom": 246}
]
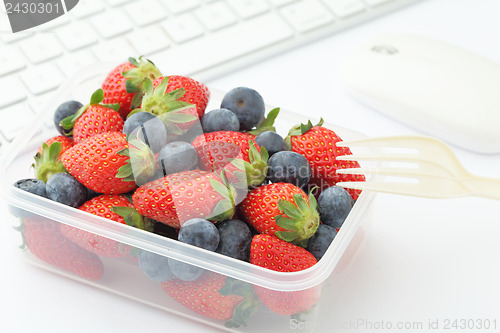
[{"left": 1, "top": 0, "right": 500, "bottom": 332}]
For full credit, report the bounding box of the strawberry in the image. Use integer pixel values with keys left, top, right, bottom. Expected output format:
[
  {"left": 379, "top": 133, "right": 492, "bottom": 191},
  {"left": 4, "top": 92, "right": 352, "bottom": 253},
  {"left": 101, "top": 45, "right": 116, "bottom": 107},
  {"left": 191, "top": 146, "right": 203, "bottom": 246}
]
[
  {"left": 60, "top": 194, "right": 136, "bottom": 257},
  {"left": 238, "top": 183, "right": 320, "bottom": 243},
  {"left": 102, "top": 56, "right": 163, "bottom": 118},
  {"left": 32, "top": 141, "right": 67, "bottom": 183},
  {"left": 61, "top": 132, "right": 137, "bottom": 194},
  {"left": 137, "top": 76, "right": 209, "bottom": 135},
  {"left": 161, "top": 272, "right": 259, "bottom": 327},
  {"left": 285, "top": 119, "right": 365, "bottom": 200},
  {"left": 59, "top": 89, "right": 123, "bottom": 144},
  {"left": 250, "top": 234, "right": 321, "bottom": 315},
  {"left": 132, "top": 170, "right": 235, "bottom": 228},
  {"left": 22, "top": 216, "right": 104, "bottom": 281},
  {"left": 37, "top": 135, "right": 73, "bottom": 157},
  {"left": 152, "top": 75, "right": 210, "bottom": 119},
  {"left": 191, "top": 131, "right": 268, "bottom": 187}
]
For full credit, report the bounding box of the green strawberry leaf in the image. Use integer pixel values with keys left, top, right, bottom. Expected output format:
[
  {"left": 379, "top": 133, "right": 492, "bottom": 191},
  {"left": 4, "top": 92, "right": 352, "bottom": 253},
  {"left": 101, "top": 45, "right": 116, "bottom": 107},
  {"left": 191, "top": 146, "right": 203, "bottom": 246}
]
[
  {"left": 209, "top": 178, "right": 231, "bottom": 201},
  {"left": 111, "top": 206, "right": 145, "bottom": 229},
  {"left": 90, "top": 88, "right": 104, "bottom": 105},
  {"left": 102, "top": 103, "right": 120, "bottom": 112},
  {"left": 125, "top": 79, "right": 140, "bottom": 93}
]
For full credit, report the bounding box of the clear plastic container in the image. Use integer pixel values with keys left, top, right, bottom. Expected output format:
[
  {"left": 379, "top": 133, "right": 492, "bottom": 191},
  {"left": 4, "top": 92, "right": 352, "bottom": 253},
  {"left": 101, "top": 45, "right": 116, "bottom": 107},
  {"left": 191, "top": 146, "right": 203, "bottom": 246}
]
[{"left": 0, "top": 64, "right": 374, "bottom": 332}]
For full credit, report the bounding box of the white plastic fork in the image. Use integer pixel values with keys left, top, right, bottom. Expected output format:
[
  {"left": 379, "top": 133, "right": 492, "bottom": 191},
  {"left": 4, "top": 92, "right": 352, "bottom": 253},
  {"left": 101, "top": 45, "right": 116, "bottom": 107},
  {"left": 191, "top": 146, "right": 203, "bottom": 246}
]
[{"left": 334, "top": 135, "right": 500, "bottom": 200}]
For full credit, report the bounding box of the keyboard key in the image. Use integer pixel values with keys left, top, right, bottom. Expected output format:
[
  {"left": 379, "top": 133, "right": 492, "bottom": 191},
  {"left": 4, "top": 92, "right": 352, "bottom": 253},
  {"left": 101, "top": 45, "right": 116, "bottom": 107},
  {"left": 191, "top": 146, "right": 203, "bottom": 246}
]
[
  {"left": 20, "top": 63, "right": 65, "bottom": 95},
  {"left": 280, "top": 1, "right": 335, "bottom": 33},
  {"left": 92, "top": 39, "right": 137, "bottom": 62},
  {"left": 105, "top": 0, "right": 135, "bottom": 7},
  {"left": 36, "top": 15, "right": 70, "bottom": 32},
  {"left": 0, "top": 77, "right": 27, "bottom": 108},
  {"left": 90, "top": 11, "right": 133, "bottom": 39},
  {"left": 0, "top": 103, "right": 35, "bottom": 141},
  {"left": 364, "top": 0, "right": 394, "bottom": 6},
  {"left": 19, "top": 34, "right": 63, "bottom": 64},
  {"left": 125, "top": 0, "right": 168, "bottom": 27},
  {"left": 56, "top": 21, "right": 98, "bottom": 51},
  {"left": 153, "top": 13, "right": 293, "bottom": 75},
  {"left": 71, "top": 0, "right": 105, "bottom": 18},
  {"left": 163, "top": 0, "right": 200, "bottom": 14},
  {"left": 161, "top": 13, "right": 204, "bottom": 43},
  {"left": 267, "top": 0, "right": 299, "bottom": 6},
  {"left": 0, "top": 46, "right": 26, "bottom": 76},
  {"left": 322, "top": 0, "right": 366, "bottom": 18},
  {"left": 127, "top": 26, "right": 170, "bottom": 55},
  {"left": 195, "top": 2, "right": 237, "bottom": 31},
  {"left": 227, "top": 0, "right": 270, "bottom": 19},
  {"left": 57, "top": 50, "right": 98, "bottom": 78}
]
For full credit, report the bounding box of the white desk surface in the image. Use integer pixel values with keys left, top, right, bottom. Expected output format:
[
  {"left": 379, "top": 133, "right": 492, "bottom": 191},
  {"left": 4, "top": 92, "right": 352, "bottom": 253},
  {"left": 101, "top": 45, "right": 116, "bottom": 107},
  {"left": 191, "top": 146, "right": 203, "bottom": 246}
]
[{"left": 2, "top": 0, "right": 500, "bottom": 332}]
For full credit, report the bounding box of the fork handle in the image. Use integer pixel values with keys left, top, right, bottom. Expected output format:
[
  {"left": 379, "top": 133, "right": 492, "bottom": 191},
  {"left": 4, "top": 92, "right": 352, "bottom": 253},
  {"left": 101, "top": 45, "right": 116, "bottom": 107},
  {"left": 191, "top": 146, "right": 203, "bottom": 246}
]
[{"left": 461, "top": 176, "right": 500, "bottom": 201}]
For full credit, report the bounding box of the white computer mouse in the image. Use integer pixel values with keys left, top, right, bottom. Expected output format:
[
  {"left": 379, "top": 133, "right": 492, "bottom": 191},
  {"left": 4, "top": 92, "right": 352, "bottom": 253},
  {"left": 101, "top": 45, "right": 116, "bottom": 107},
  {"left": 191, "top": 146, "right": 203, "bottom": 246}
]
[{"left": 340, "top": 34, "right": 500, "bottom": 154}]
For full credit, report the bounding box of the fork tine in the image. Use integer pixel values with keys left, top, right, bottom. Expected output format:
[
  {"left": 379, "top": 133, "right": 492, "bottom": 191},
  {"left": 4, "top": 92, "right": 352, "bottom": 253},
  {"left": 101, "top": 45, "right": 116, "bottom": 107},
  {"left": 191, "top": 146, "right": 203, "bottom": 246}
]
[
  {"left": 336, "top": 135, "right": 437, "bottom": 149},
  {"left": 335, "top": 180, "right": 457, "bottom": 199},
  {"left": 336, "top": 167, "right": 445, "bottom": 178}
]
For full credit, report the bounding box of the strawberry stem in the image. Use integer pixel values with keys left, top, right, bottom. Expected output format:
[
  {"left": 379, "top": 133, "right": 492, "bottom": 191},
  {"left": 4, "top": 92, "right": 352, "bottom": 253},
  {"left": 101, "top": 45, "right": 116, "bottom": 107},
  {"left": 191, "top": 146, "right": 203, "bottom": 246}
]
[
  {"left": 274, "top": 191, "right": 320, "bottom": 244},
  {"left": 32, "top": 142, "right": 67, "bottom": 183}
]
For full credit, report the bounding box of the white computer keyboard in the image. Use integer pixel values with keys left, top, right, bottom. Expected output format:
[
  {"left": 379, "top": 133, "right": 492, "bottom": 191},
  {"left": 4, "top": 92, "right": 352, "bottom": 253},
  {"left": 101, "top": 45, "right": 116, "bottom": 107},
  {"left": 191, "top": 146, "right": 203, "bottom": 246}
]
[{"left": 0, "top": 0, "right": 422, "bottom": 154}]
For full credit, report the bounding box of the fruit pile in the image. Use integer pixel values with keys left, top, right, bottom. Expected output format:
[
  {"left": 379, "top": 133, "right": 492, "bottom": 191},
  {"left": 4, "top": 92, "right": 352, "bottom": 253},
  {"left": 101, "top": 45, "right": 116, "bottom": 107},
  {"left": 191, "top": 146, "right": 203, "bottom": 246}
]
[{"left": 12, "top": 57, "right": 364, "bottom": 327}]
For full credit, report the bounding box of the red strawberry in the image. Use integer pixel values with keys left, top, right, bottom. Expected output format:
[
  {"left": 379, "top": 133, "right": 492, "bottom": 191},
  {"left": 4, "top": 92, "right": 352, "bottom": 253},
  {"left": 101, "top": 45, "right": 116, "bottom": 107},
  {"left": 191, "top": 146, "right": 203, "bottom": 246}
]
[
  {"left": 102, "top": 56, "right": 162, "bottom": 118},
  {"left": 23, "top": 216, "right": 104, "bottom": 281},
  {"left": 37, "top": 135, "right": 73, "bottom": 157},
  {"left": 59, "top": 89, "right": 123, "bottom": 144},
  {"left": 286, "top": 119, "right": 365, "bottom": 200},
  {"left": 61, "top": 132, "right": 137, "bottom": 194},
  {"left": 161, "top": 272, "right": 259, "bottom": 326},
  {"left": 139, "top": 76, "right": 209, "bottom": 135},
  {"left": 191, "top": 131, "right": 268, "bottom": 187},
  {"left": 60, "top": 195, "right": 135, "bottom": 257},
  {"left": 132, "top": 170, "right": 235, "bottom": 228},
  {"left": 250, "top": 234, "right": 321, "bottom": 315},
  {"left": 238, "top": 183, "right": 320, "bottom": 243},
  {"left": 153, "top": 75, "right": 210, "bottom": 119}
]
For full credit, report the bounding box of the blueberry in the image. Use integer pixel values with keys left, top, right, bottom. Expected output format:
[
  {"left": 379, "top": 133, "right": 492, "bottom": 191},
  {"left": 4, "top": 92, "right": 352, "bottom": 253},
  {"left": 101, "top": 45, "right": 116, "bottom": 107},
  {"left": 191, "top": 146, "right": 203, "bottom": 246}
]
[
  {"left": 317, "top": 186, "right": 353, "bottom": 229},
  {"left": 46, "top": 173, "right": 87, "bottom": 208},
  {"left": 178, "top": 218, "right": 220, "bottom": 251},
  {"left": 123, "top": 112, "right": 167, "bottom": 153},
  {"left": 157, "top": 141, "right": 199, "bottom": 176},
  {"left": 255, "top": 131, "right": 287, "bottom": 157},
  {"left": 138, "top": 250, "right": 174, "bottom": 282},
  {"left": 201, "top": 108, "right": 240, "bottom": 133},
  {"left": 168, "top": 259, "right": 205, "bottom": 281},
  {"left": 221, "top": 87, "right": 265, "bottom": 131},
  {"left": 215, "top": 219, "right": 253, "bottom": 262},
  {"left": 266, "top": 151, "right": 311, "bottom": 189},
  {"left": 54, "top": 100, "right": 83, "bottom": 135},
  {"left": 307, "top": 224, "right": 337, "bottom": 261},
  {"left": 13, "top": 179, "right": 47, "bottom": 198}
]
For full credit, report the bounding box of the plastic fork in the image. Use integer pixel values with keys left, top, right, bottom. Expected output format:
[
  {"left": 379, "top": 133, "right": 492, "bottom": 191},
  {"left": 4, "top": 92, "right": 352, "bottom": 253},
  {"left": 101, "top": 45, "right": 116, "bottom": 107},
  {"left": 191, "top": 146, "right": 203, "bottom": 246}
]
[{"left": 334, "top": 135, "right": 500, "bottom": 200}]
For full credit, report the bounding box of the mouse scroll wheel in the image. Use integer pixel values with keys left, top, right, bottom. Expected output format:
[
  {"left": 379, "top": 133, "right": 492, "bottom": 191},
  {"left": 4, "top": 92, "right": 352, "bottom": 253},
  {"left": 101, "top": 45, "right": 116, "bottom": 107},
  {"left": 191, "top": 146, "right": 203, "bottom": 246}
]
[{"left": 371, "top": 45, "right": 399, "bottom": 54}]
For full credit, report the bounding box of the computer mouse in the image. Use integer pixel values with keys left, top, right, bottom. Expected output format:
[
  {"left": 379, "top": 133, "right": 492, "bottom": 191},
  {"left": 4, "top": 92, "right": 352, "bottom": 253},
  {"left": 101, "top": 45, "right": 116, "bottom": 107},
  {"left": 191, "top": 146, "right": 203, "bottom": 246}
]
[{"left": 340, "top": 34, "right": 500, "bottom": 154}]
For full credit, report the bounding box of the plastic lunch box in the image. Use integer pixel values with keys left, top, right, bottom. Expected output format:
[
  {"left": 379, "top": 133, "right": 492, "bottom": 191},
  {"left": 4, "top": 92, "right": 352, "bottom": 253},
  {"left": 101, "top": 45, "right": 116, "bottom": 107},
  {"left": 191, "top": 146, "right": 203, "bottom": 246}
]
[{"left": 0, "top": 63, "right": 374, "bottom": 333}]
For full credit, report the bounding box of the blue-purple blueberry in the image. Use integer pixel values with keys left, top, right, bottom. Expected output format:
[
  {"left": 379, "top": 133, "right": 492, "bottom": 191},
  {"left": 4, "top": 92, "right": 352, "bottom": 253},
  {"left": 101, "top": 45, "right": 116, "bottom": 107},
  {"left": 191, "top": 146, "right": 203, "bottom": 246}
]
[
  {"left": 178, "top": 218, "right": 220, "bottom": 251},
  {"left": 138, "top": 250, "right": 174, "bottom": 282},
  {"left": 45, "top": 173, "right": 87, "bottom": 208},
  {"left": 220, "top": 87, "right": 265, "bottom": 131},
  {"left": 215, "top": 219, "right": 253, "bottom": 262},
  {"left": 255, "top": 131, "right": 287, "bottom": 157},
  {"left": 201, "top": 108, "right": 240, "bottom": 133},
  {"left": 317, "top": 186, "right": 353, "bottom": 229},
  {"left": 54, "top": 100, "right": 83, "bottom": 135},
  {"left": 307, "top": 224, "right": 337, "bottom": 261},
  {"left": 266, "top": 151, "right": 311, "bottom": 189},
  {"left": 157, "top": 141, "right": 199, "bottom": 176}
]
